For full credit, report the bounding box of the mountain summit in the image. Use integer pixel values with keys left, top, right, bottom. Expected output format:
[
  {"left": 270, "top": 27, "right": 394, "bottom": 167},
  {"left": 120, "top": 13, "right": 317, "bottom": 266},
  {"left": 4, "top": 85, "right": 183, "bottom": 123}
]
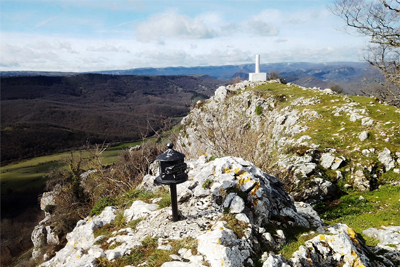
[{"left": 32, "top": 80, "right": 400, "bottom": 267}]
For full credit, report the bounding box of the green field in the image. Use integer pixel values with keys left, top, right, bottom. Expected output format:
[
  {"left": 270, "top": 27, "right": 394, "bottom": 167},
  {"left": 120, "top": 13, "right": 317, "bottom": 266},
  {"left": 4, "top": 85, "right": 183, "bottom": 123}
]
[{"left": 0, "top": 144, "right": 134, "bottom": 195}]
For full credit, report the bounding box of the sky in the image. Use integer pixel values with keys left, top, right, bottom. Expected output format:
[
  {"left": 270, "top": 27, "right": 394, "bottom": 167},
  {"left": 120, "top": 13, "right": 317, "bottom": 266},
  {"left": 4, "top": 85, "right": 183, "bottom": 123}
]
[{"left": 0, "top": 0, "right": 370, "bottom": 72}]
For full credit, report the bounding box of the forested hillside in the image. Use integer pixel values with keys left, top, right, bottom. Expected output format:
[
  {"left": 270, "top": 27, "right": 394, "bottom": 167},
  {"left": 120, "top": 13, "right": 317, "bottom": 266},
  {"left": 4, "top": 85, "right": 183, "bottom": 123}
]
[{"left": 1, "top": 74, "right": 225, "bottom": 163}]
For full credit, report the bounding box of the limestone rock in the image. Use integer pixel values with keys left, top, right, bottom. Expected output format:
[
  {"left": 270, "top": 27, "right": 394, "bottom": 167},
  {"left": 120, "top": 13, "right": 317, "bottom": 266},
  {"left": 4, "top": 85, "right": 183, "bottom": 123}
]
[
  {"left": 361, "top": 117, "right": 374, "bottom": 126},
  {"left": 352, "top": 169, "right": 370, "bottom": 191},
  {"left": 289, "top": 224, "right": 376, "bottom": 267},
  {"left": 31, "top": 225, "right": 47, "bottom": 259},
  {"left": 124, "top": 200, "right": 159, "bottom": 222},
  {"left": 197, "top": 221, "right": 251, "bottom": 267},
  {"left": 40, "top": 191, "right": 56, "bottom": 211},
  {"left": 331, "top": 157, "right": 344, "bottom": 170},
  {"left": 320, "top": 153, "right": 335, "bottom": 169},
  {"left": 378, "top": 148, "right": 396, "bottom": 171},
  {"left": 38, "top": 155, "right": 399, "bottom": 267},
  {"left": 137, "top": 174, "right": 159, "bottom": 192},
  {"left": 294, "top": 202, "right": 324, "bottom": 231},
  {"left": 214, "top": 86, "right": 227, "bottom": 102},
  {"left": 45, "top": 226, "right": 60, "bottom": 245},
  {"left": 293, "top": 177, "right": 336, "bottom": 203},
  {"left": 359, "top": 131, "right": 369, "bottom": 141},
  {"left": 40, "top": 206, "right": 117, "bottom": 267},
  {"left": 363, "top": 226, "right": 400, "bottom": 250},
  {"left": 229, "top": 195, "right": 245, "bottom": 214}
]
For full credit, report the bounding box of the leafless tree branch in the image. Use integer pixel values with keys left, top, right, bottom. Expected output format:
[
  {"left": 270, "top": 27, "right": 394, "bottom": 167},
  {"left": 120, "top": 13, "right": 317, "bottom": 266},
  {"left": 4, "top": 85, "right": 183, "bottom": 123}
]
[{"left": 332, "top": 0, "right": 400, "bottom": 107}]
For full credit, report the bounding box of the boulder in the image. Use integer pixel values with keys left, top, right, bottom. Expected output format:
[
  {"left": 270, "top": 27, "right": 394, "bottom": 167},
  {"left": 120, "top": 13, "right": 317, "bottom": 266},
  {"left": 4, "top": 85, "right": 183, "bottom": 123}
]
[
  {"left": 124, "top": 200, "right": 159, "bottom": 221},
  {"left": 40, "top": 206, "right": 117, "bottom": 267},
  {"left": 197, "top": 221, "right": 251, "bottom": 267},
  {"left": 359, "top": 131, "right": 369, "bottom": 141},
  {"left": 320, "top": 153, "right": 335, "bottom": 169},
  {"left": 378, "top": 148, "right": 396, "bottom": 171}
]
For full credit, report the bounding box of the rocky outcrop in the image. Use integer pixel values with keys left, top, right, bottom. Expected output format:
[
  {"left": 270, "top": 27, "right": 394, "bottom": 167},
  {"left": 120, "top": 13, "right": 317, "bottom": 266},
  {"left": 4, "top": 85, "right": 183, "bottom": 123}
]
[
  {"left": 34, "top": 80, "right": 400, "bottom": 266},
  {"left": 38, "top": 156, "right": 398, "bottom": 267},
  {"left": 263, "top": 224, "right": 390, "bottom": 267},
  {"left": 177, "top": 80, "right": 400, "bottom": 201},
  {"left": 31, "top": 190, "right": 60, "bottom": 259},
  {"left": 39, "top": 206, "right": 118, "bottom": 267}
]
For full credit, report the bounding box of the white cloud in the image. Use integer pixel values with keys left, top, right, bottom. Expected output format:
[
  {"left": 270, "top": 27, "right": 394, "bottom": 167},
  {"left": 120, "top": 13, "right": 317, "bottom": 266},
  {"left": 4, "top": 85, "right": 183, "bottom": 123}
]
[
  {"left": 33, "top": 16, "right": 57, "bottom": 29},
  {"left": 275, "top": 38, "right": 287, "bottom": 43},
  {"left": 247, "top": 20, "right": 279, "bottom": 36},
  {"left": 136, "top": 10, "right": 217, "bottom": 42},
  {"left": 86, "top": 44, "right": 130, "bottom": 53}
]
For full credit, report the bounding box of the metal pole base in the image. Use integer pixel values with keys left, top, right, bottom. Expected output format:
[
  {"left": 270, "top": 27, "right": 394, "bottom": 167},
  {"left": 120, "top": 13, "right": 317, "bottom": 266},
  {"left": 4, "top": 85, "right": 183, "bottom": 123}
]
[{"left": 170, "top": 184, "right": 179, "bottom": 222}]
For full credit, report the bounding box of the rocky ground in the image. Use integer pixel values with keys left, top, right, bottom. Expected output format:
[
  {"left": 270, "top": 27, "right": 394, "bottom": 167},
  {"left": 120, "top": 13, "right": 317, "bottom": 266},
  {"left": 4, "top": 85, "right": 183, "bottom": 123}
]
[
  {"left": 30, "top": 80, "right": 400, "bottom": 266},
  {"left": 32, "top": 156, "right": 399, "bottom": 267}
]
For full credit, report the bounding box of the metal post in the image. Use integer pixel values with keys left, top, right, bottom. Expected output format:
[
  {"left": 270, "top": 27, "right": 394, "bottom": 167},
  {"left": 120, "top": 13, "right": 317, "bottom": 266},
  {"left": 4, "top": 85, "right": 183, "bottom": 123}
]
[{"left": 170, "top": 184, "right": 179, "bottom": 222}]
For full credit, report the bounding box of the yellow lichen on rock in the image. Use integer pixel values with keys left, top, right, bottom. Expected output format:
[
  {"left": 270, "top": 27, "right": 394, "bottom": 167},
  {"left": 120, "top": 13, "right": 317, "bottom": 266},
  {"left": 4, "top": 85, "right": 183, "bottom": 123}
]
[
  {"left": 350, "top": 250, "right": 366, "bottom": 267},
  {"left": 223, "top": 168, "right": 232, "bottom": 174},
  {"left": 250, "top": 182, "right": 261, "bottom": 198},
  {"left": 238, "top": 177, "right": 251, "bottom": 186},
  {"left": 347, "top": 228, "right": 360, "bottom": 247}
]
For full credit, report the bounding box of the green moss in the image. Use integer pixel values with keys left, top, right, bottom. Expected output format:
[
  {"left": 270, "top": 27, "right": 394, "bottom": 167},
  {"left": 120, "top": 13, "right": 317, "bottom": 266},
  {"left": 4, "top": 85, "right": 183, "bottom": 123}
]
[{"left": 113, "top": 212, "right": 126, "bottom": 228}]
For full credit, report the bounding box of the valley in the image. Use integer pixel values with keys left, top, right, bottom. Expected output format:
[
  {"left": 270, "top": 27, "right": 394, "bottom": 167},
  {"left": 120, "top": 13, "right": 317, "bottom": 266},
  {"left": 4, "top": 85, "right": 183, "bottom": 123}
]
[{"left": 0, "top": 62, "right": 396, "bottom": 266}]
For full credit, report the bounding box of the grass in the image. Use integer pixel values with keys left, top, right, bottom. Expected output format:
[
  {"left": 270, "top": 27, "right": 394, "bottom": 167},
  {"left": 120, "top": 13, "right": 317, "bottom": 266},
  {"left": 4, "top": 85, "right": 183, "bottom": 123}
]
[
  {"left": 117, "top": 187, "right": 171, "bottom": 209},
  {"left": 314, "top": 184, "right": 400, "bottom": 246},
  {"left": 279, "top": 231, "right": 319, "bottom": 259},
  {"left": 95, "top": 236, "right": 198, "bottom": 267},
  {"left": 106, "top": 141, "right": 142, "bottom": 151},
  {"left": 0, "top": 142, "right": 140, "bottom": 195},
  {"left": 1, "top": 158, "right": 62, "bottom": 194},
  {"left": 248, "top": 82, "right": 400, "bottom": 188},
  {"left": 250, "top": 83, "right": 400, "bottom": 153}
]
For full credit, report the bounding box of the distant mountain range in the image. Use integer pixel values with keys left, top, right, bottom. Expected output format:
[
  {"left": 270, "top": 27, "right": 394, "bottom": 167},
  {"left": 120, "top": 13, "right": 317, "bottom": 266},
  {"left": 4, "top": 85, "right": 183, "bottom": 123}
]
[{"left": 1, "top": 62, "right": 383, "bottom": 95}]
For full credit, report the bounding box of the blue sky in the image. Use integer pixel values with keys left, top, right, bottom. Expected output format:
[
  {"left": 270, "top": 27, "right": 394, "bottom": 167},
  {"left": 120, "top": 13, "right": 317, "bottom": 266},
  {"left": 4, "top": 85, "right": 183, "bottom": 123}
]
[{"left": 0, "top": 0, "right": 369, "bottom": 72}]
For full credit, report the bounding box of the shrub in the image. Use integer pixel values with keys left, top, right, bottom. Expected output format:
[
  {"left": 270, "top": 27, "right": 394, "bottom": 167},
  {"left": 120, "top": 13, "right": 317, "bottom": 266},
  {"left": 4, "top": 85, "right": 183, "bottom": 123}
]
[
  {"left": 328, "top": 83, "right": 344, "bottom": 94},
  {"left": 44, "top": 204, "right": 56, "bottom": 214},
  {"left": 267, "top": 70, "right": 281, "bottom": 80},
  {"left": 90, "top": 197, "right": 116, "bottom": 216}
]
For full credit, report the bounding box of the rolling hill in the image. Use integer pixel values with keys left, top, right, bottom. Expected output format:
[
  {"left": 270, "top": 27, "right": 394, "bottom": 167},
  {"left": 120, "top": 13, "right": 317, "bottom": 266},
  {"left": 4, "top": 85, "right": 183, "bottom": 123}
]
[{"left": 1, "top": 74, "right": 225, "bottom": 163}]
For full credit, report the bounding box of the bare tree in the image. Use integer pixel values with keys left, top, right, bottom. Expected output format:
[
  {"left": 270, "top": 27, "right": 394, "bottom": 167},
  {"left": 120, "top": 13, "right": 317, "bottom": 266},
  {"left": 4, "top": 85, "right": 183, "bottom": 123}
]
[{"left": 331, "top": 0, "right": 400, "bottom": 107}]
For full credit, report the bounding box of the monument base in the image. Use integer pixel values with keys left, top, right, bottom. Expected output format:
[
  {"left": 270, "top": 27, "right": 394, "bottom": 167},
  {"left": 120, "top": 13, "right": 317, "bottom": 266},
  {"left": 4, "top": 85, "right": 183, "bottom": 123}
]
[{"left": 249, "top": 72, "right": 266, "bottom": 82}]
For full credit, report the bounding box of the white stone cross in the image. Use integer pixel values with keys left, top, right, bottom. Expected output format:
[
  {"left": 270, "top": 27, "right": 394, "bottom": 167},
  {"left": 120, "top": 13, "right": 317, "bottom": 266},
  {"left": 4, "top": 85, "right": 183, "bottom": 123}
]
[{"left": 249, "top": 55, "right": 266, "bottom": 82}]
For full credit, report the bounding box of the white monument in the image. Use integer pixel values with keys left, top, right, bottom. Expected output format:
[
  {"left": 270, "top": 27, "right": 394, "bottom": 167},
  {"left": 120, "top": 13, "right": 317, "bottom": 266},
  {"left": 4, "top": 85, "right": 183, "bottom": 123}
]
[{"left": 249, "top": 55, "right": 266, "bottom": 82}]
